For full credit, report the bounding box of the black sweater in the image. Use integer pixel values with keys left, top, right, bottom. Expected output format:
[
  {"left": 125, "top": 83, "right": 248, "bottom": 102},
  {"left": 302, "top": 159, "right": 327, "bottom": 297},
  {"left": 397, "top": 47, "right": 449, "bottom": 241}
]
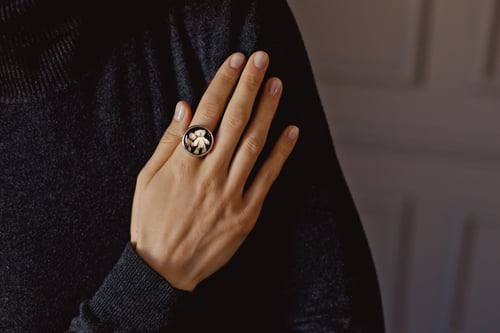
[{"left": 0, "top": 0, "right": 385, "bottom": 331}]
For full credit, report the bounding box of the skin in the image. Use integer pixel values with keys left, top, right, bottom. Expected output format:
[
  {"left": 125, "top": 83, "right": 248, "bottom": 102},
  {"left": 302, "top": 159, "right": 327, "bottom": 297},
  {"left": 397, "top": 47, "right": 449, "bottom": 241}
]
[{"left": 130, "top": 51, "right": 299, "bottom": 291}]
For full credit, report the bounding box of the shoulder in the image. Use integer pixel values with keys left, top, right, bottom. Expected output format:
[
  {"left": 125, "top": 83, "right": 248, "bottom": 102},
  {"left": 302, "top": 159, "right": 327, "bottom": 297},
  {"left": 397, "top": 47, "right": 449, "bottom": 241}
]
[
  {"left": 165, "top": 0, "right": 292, "bottom": 39},
  {"left": 169, "top": 0, "right": 288, "bottom": 17}
]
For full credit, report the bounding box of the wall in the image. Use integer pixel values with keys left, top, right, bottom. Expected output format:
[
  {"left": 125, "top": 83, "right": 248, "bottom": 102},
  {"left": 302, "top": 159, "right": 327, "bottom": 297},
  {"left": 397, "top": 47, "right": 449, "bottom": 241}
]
[{"left": 288, "top": 1, "right": 500, "bottom": 332}]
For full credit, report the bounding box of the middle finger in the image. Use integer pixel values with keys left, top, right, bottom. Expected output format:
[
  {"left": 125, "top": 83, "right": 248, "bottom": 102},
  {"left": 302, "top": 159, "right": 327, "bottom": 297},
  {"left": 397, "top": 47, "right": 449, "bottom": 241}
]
[{"left": 207, "top": 51, "right": 269, "bottom": 165}]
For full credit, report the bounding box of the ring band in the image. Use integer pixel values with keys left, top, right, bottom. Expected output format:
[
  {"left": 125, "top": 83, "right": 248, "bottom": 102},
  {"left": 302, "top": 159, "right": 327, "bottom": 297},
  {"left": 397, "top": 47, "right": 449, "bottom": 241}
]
[{"left": 182, "top": 125, "right": 214, "bottom": 157}]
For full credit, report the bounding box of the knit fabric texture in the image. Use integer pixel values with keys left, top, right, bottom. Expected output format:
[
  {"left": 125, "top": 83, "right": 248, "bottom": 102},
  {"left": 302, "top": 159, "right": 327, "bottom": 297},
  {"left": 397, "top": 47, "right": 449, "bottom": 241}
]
[{"left": 0, "top": 0, "right": 385, "bottom": 331}]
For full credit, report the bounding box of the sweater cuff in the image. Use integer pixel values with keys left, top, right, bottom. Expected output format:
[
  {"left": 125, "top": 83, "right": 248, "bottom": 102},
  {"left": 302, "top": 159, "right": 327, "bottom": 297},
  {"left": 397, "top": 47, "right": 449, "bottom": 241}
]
[{"left": 88, "top": 242, "right": 188, "bottom": 331}]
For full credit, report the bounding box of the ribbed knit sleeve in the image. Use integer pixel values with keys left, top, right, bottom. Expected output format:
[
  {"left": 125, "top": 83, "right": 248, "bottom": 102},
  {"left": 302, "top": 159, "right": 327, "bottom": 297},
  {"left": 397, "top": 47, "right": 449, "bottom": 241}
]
[{"left": 67, "top": 243, "right": 188, "bottom": 332}]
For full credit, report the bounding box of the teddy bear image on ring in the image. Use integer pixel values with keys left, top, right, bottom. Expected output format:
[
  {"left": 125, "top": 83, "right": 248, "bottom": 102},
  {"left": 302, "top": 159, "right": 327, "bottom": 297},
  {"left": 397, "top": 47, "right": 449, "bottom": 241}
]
[{"left": 183, "top": 126, "right": 213, "bottom": 156}]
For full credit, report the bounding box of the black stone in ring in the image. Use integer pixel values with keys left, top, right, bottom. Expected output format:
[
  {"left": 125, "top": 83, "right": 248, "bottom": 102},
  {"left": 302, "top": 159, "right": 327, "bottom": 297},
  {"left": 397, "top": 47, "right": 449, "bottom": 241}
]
[{"left": 182, "top": 125, "right": 214, "bottom": 157}]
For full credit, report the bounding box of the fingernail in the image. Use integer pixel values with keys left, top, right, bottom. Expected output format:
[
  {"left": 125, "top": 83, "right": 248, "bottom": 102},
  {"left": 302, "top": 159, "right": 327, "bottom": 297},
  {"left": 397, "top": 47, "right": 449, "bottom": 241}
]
[
  {"left": 175, "top": 103, "right": 185, "bottom": 122},
  {"left": 254, "top": 52, "right": 269, "bottom": 69},
  {"left": 269, "top": 79, "right": 282, "bottom": 96},
  {"left": 288, "top": 126, "right": 299, "bottom": 140},
  {"left": 230, "top": 53, "right": 245, "bottom": 69}
]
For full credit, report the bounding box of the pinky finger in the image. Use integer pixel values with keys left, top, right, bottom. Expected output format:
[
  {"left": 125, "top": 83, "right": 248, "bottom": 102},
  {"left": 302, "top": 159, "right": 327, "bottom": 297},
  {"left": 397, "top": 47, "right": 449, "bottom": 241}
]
[{"left": 243, "top": 126, "right": 299, "bottom": 213}]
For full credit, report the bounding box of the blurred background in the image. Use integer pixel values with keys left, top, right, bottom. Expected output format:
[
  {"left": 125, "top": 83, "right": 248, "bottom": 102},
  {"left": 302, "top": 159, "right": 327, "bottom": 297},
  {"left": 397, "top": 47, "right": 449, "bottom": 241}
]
[{"left": 287, "top": 1, "right": 500, "bottom": 332}]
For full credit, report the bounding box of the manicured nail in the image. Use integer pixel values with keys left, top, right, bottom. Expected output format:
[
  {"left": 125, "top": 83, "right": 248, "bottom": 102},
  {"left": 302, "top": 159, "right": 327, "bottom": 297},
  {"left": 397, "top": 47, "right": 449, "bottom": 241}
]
[
  {"left": 269, "top": 79, "right": 282, "bottom": 96},
  {"left": 230, "top": 53, "right": 245, "bottom": 69},
  {"left": 254, "top": 52, "right": 269, "bottom": 69},
  {"left": 288, "top": 126, "right": 299, "bottom": 140},
  {"left": 175, "top": 103, "right": 185, "bottom": 122}
]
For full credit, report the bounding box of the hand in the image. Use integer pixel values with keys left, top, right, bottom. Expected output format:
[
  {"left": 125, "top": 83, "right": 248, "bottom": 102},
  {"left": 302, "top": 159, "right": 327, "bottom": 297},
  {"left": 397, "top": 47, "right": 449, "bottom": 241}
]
[{"left": 130, "top": 51, "right": 299, "bottom": 291}]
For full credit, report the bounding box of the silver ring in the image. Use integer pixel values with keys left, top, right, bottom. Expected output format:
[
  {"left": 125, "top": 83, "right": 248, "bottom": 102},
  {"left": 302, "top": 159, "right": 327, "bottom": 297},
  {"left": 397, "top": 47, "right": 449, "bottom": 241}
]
[{"left": 182, "top": 125, "right": 214, "bottom": 157}]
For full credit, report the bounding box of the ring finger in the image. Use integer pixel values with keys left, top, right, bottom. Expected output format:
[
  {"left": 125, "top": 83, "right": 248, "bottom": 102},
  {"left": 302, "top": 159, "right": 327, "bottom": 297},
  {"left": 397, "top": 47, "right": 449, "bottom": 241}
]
[{"left": 225, "top": 77, "right": 282, "bottom": 193}]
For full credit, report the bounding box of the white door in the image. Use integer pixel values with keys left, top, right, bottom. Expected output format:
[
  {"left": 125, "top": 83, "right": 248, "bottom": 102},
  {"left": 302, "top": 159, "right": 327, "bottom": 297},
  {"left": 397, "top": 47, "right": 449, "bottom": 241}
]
[{"left": 288, "top": 1, "right": 500, "bottom": 332}]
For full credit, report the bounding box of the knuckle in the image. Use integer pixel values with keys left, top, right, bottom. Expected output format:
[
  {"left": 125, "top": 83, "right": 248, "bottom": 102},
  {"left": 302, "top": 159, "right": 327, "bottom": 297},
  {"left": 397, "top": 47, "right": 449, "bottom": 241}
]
[
  {"left": 244, "top": 135, "right": 264, "bottom": 154},
  {"left": 215, "top": 194, "right": 230, "bottom": 211},
  {"left": 198, "top": 100, "right": 221, "bottom": 122},
  {"left": 240, "top": 73, "right": 262, "bottom": 91},
  {"left": 176, "top": 158, "right": 192, "bottom": 179},
  {"left": 160, "top": 129, "right": 179, "bottom": 145},
  {"left": 277, "top": 144, "right": 291, "bottom": 159},
  {"left": 200, "top": 176, "right": 212, "bottom": 189},
  {"left": 235, "top": 210, "right": 255, "bottom": 235},
  {"left": 199, "top": 175, "right": 218, "bottom": 194},
  {"left": 226, "top": 114, "right": 245, "bottom": 130},
  {"left": 262, "top": 167, "right": 279, "bottom": 185},
  {"left": 211, "top": 193, "right": 234, "bottom": 217},
  {"left": 218, "top": 69, "right": 236, "bottom": 85}
]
